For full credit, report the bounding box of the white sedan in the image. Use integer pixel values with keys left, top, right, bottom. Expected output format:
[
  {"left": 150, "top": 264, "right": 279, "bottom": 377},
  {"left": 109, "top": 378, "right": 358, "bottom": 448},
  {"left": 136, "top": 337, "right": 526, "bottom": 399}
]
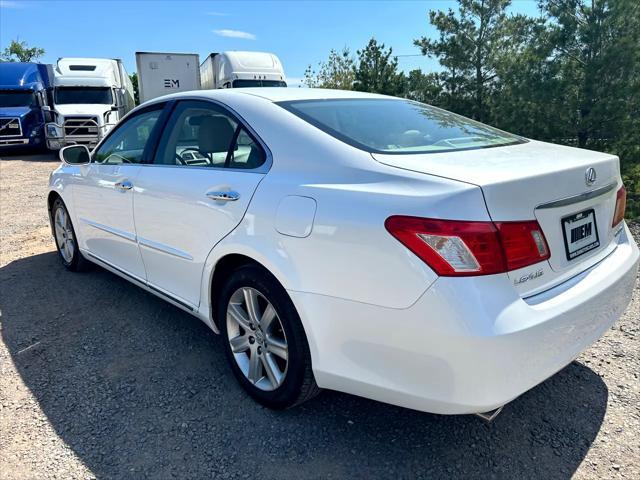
[{"left": 48, "top": 88, "right": 638, "bottom": 418}]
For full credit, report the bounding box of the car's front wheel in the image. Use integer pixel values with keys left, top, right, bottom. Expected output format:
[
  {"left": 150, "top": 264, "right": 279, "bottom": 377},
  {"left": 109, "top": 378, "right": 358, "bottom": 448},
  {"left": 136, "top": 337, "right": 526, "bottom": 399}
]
[
  {"left": 218, "top": 264, "right": 320, "bottom": 409},
  {"left": 52, "top": 197, "right": 89, "bottom": 271}
]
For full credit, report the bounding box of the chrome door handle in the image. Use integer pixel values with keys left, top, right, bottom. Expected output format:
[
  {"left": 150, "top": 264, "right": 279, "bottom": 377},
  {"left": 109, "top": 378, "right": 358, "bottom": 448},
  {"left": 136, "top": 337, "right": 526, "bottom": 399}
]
[
  {"left": 206, "top": 191, "right": 240, "bottom": 202},
  {"left": 115, "top": 180, "right": 133, "bottom": 191}
]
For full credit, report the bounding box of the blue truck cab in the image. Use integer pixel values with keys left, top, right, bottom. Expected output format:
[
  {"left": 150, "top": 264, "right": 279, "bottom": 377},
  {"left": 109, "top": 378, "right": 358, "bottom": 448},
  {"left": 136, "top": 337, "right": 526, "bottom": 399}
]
[{"left": 0, "top": 62, "right": 55, "bottom": 151}]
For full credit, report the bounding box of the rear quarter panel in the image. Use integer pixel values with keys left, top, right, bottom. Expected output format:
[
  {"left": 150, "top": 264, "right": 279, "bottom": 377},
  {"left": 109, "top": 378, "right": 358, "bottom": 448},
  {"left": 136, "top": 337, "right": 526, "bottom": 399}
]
[{"left": 201, "top": 96, "right": 492, "bottom": 311}]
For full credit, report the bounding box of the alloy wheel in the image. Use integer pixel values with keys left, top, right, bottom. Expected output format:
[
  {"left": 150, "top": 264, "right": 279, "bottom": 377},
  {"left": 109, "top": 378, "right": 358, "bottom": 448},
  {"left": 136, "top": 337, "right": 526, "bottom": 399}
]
[
  {"left": 54, "top": 206, "right": 75, "bottom": 263},
  {"left": 226, "top": 287, "right": 289, "bottom": 391}
]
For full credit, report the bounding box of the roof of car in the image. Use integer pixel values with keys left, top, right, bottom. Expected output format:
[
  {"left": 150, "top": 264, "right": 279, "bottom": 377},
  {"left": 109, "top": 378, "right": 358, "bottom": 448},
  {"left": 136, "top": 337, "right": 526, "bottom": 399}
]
[
  {"left": 231, "top": 87, "right": 390, "bottom": 102},
  {"left": 136, "top": 88, "right": 397, "bottom": 117},
  {"left": 153, "top": 87, "right": 391, "bottom": 104}
]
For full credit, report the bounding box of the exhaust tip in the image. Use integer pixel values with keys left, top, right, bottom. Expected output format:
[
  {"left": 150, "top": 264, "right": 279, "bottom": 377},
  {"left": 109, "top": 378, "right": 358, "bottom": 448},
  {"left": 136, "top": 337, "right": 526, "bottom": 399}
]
[{"left": 474, "top": 406, "right": 503, "bottom": 422}]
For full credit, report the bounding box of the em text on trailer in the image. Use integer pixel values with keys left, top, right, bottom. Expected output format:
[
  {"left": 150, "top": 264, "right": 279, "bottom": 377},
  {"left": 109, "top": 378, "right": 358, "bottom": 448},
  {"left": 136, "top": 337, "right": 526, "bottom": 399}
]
[{"left": 135, "top": 52, "right": 201, "bottom": 103}]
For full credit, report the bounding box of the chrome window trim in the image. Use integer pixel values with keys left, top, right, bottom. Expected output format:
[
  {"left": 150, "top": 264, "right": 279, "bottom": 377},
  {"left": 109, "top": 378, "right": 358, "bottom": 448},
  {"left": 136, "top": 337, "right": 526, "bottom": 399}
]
[
  {"left": 134, "top": 162, "right": 271, "bottom": 175},
  {"left": 536, "top": 182, "right": 618, "bottom": 210}
]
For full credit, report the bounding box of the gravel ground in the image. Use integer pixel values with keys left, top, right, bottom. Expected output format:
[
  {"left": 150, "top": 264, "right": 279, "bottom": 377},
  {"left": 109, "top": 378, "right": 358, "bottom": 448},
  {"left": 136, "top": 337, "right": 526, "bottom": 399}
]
[{"left": 1, "top": 153, "right": 639, "bottom": 479}]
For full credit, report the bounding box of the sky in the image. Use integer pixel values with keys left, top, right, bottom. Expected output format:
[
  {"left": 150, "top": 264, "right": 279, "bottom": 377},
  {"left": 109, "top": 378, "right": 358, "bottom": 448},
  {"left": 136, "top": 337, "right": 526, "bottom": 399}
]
[{"left": 0, "top": 0, "right": 540, "bottom": 86}]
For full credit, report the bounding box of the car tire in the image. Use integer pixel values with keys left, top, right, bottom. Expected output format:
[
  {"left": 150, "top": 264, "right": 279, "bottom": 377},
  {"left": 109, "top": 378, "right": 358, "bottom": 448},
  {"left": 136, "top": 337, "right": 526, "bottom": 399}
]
[
  {"left": 52, "top": 197, "right": 90, "bottom": 272},
  {"left": 218, "top": 264, "right": 320, "bottom": 409}
]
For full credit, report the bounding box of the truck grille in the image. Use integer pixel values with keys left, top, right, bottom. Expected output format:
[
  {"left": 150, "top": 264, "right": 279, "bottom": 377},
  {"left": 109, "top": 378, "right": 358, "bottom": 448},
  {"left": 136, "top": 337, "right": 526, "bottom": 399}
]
[
  {"left": 0, "top": 117, "right": 22, "bottom": 138},
  {"left": 63, "top": 117, "right": 99, "bottom": 137}
]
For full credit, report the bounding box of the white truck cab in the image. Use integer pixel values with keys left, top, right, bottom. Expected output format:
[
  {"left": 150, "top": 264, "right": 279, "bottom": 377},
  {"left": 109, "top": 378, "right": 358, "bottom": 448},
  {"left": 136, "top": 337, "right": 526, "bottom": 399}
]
[
  {"left": 47, "top": 57, "right": 134, "bottom": 150},
  {"left": 200, "top": 51, "right": 287, "bottom": 89}
]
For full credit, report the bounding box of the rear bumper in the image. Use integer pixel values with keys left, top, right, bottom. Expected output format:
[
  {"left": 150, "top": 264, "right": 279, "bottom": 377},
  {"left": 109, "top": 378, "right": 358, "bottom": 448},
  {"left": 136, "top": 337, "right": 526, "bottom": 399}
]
[{"left": 291, "top": 223, "right": 638, "bottom": 415}]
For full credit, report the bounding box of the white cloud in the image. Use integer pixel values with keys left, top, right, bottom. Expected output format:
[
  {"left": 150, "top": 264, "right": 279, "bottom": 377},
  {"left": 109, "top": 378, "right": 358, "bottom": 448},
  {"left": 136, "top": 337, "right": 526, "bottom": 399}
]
[
  {"left": 0, "top": 0, "right": 26, "bottom": 8},
  {"left": 206, "top": 11, "right": 229, "bottom": 16},
  {"left": 213, "top": 29, "right": 256, "bottom": 40}
]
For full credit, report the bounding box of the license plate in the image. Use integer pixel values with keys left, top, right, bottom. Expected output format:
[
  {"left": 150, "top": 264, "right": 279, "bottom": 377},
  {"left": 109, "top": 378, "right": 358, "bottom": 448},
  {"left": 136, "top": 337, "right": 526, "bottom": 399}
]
[{"left": 562, "top": 209, "right": 599, "bottom": 260}]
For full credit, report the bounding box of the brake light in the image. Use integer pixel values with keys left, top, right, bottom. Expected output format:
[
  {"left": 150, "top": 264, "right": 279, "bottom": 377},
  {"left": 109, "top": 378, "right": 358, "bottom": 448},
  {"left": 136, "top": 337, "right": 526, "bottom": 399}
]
[
  {"left": 385, "top": 216, "right": 550, "bottom": 277},
  {"left": 495, "top": 221, "right": 550, "bottom": 271},
  {"left": 612, "top": 185, "right": 626, "bottom": 227}
]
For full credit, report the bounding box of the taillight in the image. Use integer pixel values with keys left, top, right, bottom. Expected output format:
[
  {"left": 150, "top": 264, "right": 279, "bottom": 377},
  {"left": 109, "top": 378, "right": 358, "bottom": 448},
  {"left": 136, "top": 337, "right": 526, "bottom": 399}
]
[
  {"left": 385, "top": 216, "right": 550, "bottom": 277},
  {"left": 612, "top": 185, "right": 626, "bottom": 227},
  {"left": 495, "top": 221, "right": 550, "bottom": 271}
]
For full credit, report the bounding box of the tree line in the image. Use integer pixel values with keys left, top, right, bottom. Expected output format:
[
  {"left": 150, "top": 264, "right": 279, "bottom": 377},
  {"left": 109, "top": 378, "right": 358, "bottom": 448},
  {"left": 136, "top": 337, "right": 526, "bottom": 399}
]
[{"left": 304, "top": 0, "right": 640, "bottom": 219}]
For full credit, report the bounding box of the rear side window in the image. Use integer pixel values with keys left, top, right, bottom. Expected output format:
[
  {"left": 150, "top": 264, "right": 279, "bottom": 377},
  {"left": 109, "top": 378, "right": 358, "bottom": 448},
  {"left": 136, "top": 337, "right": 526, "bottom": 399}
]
[
  {"left": 154, "top": 100, "right": 266, "bottom": 169},
  {"left": 279, "top": 98, "right": 525, "bottom": 154}
]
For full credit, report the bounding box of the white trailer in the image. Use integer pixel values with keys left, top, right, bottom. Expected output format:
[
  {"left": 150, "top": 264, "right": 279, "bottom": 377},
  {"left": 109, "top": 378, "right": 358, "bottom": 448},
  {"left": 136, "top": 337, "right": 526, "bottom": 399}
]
[
  {"left": 47, "top": 57, "right": 134, "bottom": 150},
  {"left": 200, "top": 51, "right": 287, "bottom": 89},
  {"left": 135, "top": 52, "right": 201, "bottom": 103}
]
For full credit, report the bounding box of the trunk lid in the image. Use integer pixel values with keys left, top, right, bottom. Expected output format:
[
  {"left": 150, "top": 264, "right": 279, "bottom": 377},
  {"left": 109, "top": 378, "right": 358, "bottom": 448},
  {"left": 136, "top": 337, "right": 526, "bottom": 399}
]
[{"left": 372, "top": 140, "right": 622, "bottom": 296}]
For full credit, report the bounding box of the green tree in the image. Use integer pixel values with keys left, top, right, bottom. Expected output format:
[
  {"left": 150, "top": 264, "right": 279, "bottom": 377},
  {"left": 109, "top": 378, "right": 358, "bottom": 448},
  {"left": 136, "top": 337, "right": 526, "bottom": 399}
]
[
  {"left": 353, "top": 38, "right": 406, "bottom": 96},
  {"left": 540, "top": 0, "right": 640, "bottom": 151},
  {"left": 489, "top": 14, "right": 562, "bottom": 140},
  {"left": 1, "top": 39, "right": 45, "bottom": 62},
  {"left": 303, "top": 48, "right": 355, "bottom": 89},
  {"left": 403, "top": 70, "right": 443, "bottom": 104},
  {"left": 623, "top": 164, "right": 640, "bottom": 220},
  {"left": 129, "top": 72, "right": 140, "bottom": 105},
  {"left": 531, "top": 0, "right": 640, "bottom": 218},
  {"left": 414, "top": 0, "right": 527, "bottom": 122}
]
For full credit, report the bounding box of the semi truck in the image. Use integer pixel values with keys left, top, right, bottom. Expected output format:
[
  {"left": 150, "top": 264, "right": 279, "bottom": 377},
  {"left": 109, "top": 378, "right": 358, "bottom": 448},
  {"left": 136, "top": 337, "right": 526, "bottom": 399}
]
[
  {"left": 0, "top": 62, "right": 55, "bottom": 151},
  {"left": 135, "top": 52, "right": 201, "bottom": 103},
  {"left": 46, "top": 57, "right": 135, "bottom": 150},
  {"left": 200, "top": 51, "right": 287, "bottom": 89}
]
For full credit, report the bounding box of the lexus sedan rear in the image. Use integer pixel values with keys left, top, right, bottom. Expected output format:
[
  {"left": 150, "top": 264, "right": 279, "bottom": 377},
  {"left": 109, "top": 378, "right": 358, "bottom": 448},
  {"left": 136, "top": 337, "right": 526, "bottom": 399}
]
[{"left": 48, "top": 88, "right": 639, "bottom": 416}]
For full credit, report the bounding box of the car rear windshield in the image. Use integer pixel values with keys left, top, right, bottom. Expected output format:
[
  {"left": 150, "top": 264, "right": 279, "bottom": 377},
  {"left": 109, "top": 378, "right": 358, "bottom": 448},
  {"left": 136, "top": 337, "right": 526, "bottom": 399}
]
[
  {"left": 55, "top": 87, "right": 112, "bottom": 105},
  {"left": 278, "top": 98, "right": 525, "bottom": 154},
  {"left": 0, "top": 91, "right": 36, "bottom": 108}
]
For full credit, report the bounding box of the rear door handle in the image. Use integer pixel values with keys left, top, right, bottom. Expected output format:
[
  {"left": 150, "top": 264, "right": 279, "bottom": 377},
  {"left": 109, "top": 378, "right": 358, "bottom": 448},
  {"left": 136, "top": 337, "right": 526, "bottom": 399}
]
[
  {"left": 206, "top": 191, "right": 240, "bottom": 202},
  {"left": 115, "top": 180, "right": 133, "bottom": 191}
]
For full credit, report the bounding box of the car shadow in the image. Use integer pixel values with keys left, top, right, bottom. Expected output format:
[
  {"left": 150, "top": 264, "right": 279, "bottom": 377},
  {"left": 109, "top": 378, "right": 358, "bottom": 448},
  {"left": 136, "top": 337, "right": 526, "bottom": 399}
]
[{"left": 1, "top": 252, "right": 608, "bottom": 479}]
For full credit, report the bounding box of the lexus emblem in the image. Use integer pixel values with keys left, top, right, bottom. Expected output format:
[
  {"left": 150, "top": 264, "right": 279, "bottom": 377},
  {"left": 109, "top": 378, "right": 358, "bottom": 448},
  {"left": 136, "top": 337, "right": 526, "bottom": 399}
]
[{"left": 585, "top": 167, "right": 597, "bottom": 186}]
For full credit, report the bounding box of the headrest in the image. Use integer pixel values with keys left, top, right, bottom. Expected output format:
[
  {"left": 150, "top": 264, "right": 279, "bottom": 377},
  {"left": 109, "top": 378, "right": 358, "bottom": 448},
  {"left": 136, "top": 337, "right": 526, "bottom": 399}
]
[{"left": 198, "top": 116, "right": 235, "bottom": 154}]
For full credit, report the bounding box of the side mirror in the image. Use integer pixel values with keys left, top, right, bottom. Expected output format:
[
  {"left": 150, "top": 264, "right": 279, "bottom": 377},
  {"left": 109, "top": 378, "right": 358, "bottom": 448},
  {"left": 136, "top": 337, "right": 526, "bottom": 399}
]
[{"left": 60, "top": 145, "right": 91, "bottom": 165}]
